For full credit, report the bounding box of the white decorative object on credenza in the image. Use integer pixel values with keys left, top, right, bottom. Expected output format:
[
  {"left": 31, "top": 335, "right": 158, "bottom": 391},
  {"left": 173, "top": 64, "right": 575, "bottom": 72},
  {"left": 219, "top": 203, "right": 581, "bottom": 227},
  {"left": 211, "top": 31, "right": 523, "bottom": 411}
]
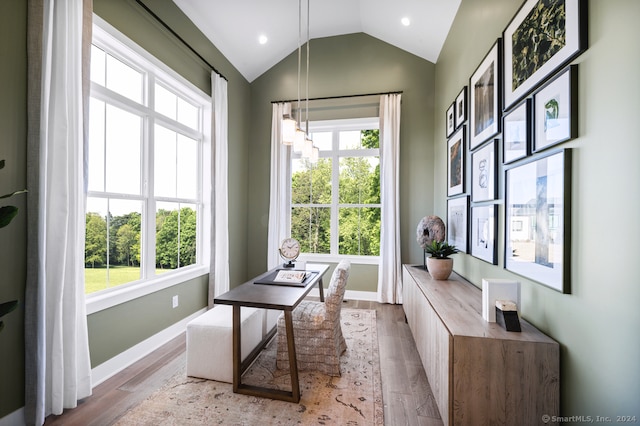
[{"left": 482, "top": 278, "right": 520, "bottom": 322}]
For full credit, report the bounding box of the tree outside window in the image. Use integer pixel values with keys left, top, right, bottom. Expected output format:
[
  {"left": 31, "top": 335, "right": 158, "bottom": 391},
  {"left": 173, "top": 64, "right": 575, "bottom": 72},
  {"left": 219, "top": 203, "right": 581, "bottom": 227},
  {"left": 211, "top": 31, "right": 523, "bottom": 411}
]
[{"left": 291, "top": 121, "right": 380, "bottom": 257}]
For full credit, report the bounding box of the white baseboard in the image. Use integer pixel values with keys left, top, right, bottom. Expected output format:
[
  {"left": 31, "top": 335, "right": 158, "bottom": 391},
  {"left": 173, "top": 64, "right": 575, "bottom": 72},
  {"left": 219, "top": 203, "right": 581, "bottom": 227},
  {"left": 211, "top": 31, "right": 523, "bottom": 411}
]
[
  {"left": 91, "top": 308, "right": 206, "bottom": 386},
  {"left": 0, "top": 407, "right": 24, "bottom": 426},
  {"left": 344, "top": 290, "right": 378, "bottom": 301}
]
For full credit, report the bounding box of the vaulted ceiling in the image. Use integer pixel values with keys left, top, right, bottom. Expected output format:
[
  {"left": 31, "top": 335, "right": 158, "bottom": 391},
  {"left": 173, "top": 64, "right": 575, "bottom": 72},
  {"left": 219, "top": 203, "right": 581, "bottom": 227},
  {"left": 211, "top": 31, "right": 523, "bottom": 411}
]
[{"left": 173, "top": 0, "right": 461, "bottom": 82}]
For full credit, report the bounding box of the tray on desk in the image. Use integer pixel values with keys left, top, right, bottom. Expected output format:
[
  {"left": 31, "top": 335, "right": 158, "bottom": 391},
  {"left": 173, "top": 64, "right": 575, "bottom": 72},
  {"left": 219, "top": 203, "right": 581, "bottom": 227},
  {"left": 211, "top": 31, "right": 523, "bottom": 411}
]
[{"left": 253, "top": 270, "right": 318, "bottom": 287}]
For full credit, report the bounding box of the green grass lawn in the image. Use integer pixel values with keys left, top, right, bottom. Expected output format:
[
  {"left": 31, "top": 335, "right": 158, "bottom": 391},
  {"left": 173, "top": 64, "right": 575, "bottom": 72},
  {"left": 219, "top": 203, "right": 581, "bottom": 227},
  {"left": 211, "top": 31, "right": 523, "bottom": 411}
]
[
  {"left": 85, "top": 266, "right": 141, "bottom": 294},
  {"left": 85, "top": 266, "right": 174, "bottom": 294}
]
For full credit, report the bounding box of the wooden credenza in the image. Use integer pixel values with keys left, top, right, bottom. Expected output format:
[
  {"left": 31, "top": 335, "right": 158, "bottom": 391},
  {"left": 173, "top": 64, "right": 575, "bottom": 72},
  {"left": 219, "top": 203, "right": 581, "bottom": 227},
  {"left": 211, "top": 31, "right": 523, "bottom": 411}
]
[{"left": 402, "top": 265, "right": 559, "bottom": 426}]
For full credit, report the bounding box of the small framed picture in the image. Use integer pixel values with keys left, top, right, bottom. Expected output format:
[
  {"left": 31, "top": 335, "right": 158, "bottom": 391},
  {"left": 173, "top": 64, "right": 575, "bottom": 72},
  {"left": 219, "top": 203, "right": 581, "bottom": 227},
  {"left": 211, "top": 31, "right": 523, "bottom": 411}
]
[
  {"left": 533, "top": 65, "right": 578, "bottom": 152},
  {"left": 470, "top": 204, "right": 497, "bottom": 264},
  {"left": 455, "top": 86, "right": 467, "bottom": 128},
  {"left": 447, "top": 196, "right": 469, "bottom": 253},
  {"left": 471, "top": 139, "right": 497, "bottom": 202},
  {"left": 446, "top": 102, "right": 456, "bottom": 138},
  {"left": 469, "top": 39, "right": 502, "bottom": 150},
  {"left": 505, "top": 149, "right": 572, "bottom": 293},
  {"left": 447, "top": 126, "right": 465, "bottom": 197},
  {"left": 503, "top": 98, "right": 531, "bottom": 164}
]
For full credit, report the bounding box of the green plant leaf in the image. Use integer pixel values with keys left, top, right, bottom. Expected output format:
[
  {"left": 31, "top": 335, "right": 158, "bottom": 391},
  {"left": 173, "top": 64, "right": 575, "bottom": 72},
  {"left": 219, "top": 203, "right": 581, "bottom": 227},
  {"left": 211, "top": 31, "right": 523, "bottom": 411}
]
[
  {"left": 0, "top": 189, "right": 27, "bottom": 200},
  {"left": 0, "top": 300, "right": 18, "bottom": 317},
  {"left": 0, "top": 206, "right": 19, "bottom": 228},
  {"left": 424, "top": 239, "right": 458, "bottom": 258}
]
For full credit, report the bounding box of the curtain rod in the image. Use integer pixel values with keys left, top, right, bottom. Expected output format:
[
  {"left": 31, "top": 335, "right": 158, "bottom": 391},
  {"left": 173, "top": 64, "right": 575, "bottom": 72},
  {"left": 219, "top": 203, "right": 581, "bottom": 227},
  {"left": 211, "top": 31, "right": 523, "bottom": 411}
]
[
  {"left": 271, "top": 90, "right": 403, "bottom": 104},
  {"left": 134, "top": 0, "right": 228, "bottom": 82}
]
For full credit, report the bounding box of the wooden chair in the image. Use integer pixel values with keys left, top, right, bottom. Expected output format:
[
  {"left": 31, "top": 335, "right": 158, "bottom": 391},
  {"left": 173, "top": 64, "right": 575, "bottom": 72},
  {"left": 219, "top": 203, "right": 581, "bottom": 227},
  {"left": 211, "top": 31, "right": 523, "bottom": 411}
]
[{"left": 275, "top": 260, "right": 351, "bottom": 376}]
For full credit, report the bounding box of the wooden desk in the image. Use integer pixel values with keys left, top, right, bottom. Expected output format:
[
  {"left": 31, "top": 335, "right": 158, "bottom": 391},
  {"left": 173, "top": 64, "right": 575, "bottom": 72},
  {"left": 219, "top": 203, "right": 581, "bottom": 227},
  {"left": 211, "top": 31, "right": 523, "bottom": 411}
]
[{"left": 214, "top": 263, "right": 329, "bottom": 403}]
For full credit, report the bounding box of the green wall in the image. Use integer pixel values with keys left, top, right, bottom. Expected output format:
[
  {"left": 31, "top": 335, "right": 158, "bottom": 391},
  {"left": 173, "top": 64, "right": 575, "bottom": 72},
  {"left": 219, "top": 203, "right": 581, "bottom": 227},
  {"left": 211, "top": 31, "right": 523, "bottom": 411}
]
[
  {"left": 0, "top": 0, "right": 28, "bottom": 417},
  {"left": 435, "top": 0, "right": 640, "bottom": 418},
  {"left": 247, "top": 33, "right": 436, "bottom": 290}
]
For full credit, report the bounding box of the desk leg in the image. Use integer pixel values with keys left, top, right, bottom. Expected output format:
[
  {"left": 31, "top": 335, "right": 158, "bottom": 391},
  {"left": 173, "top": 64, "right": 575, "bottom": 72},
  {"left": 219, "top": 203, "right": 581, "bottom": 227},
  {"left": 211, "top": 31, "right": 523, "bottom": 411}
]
[
  {"left": 318, "top": 277, "right": 325, "bottom": 302},
  {"left": 232, "top": 305, "right": 241, "bottom": 393},
  {"left": 233, "top": 308, "right": 300, "bottom": 403},
  {"left": 284, "top": 310, "right": 300, "bottom": 402}
]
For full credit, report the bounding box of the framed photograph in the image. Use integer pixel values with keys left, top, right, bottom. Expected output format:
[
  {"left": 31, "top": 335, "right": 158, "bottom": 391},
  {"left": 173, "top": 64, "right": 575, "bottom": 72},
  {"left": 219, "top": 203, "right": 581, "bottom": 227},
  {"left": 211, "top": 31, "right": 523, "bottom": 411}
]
[
  {"left": 505, "top": 149, "right": 572, "bottom": 293},
  {"left": 447, "top": 126, "right": 465, "bottom": 197},
  {"left": 503, "top": 98, "right": 531, "bottom": 164},
  {"left": 470, "top": 204, "right": 497, "bottom": 264},
  {"left": 503, "top": 0, "right": 587, "bottom": 110},
  {"left": 471, "top": 139, "right": 497, "bottom": 202},
  {"left": 446, "top": 102, "right": 456, "bottom": 138},
  {"left": 455, "top": 86, "right": 467, "bottom": 128},
  {"left": 470, "top": 40, "right": 501, "bottom": 150},
  {"left": 447, "top": 196, "right": 468, "bottom": 253},
  {"left": 533, "top": 65, "right": 578, "bottom": 152}
]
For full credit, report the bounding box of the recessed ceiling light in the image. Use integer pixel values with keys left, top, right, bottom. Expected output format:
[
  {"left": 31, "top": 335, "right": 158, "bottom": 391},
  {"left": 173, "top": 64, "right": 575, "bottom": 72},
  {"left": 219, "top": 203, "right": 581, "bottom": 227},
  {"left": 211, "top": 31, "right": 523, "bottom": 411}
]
[
  {"left": 401, "top": 17, "right": 411, "bottom": 27},
  {"left": 258, "top": 35, "right": 268, "bottom": 45}
]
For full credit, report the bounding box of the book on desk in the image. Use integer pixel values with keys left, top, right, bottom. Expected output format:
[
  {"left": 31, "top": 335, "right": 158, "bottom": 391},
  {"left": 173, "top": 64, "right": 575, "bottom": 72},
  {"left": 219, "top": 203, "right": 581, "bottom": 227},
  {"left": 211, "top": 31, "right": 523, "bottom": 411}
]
[{"left": 253, "top": 269, "right": 318, "bottom": 287}]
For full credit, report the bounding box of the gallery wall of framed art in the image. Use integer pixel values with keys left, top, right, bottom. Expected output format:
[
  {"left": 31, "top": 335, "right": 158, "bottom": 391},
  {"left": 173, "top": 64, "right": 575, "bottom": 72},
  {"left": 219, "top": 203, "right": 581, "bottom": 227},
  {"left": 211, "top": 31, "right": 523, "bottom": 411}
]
[{"left": 441, "top": 0, "right": 588, "bottom": 293}]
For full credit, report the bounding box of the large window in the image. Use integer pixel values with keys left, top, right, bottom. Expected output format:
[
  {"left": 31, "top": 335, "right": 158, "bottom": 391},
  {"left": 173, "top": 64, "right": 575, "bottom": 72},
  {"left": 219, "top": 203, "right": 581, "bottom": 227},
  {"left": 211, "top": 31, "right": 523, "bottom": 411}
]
[
  {"left": 291, "top": 118, "right": 380, "bottom": 260},
  {"left": 85, "top": 20, "right": 211, "bottom": 301}
]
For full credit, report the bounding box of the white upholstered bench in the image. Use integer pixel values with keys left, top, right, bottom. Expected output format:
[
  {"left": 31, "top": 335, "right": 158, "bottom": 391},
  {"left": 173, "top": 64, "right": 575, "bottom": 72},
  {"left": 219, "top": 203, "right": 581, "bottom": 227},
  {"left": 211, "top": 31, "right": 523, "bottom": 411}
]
[{"left": 186, "top": 305, "right": 280, "bottom": 383}]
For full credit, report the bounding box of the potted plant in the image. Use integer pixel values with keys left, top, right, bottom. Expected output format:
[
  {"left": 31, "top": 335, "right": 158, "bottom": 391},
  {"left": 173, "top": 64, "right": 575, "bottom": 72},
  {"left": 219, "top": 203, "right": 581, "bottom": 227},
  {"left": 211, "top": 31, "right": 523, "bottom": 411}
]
[
  {"left": 0, "top": 159, "right": 26, "bottom": 333},
  {"left": 425, "top": 240, "right": 459, "bottom": 280}
]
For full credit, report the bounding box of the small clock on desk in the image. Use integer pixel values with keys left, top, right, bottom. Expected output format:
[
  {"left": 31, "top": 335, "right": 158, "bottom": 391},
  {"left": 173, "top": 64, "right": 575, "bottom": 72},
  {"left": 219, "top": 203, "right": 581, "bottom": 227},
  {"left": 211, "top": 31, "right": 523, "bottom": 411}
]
[{"left": 279, "top": 238, "right": 301, "bottom": 268}]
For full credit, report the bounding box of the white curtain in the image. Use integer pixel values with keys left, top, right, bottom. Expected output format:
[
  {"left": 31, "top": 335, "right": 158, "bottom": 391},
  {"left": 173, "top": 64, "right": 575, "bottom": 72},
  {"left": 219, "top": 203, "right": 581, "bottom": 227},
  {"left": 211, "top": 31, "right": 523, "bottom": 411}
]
[
  {"left": 25, "top": 0, "right": 93, "bottom": 423},
  {"left": 267, "top": 103, "right": 292, "bottom": 269},
  {"left": 210, "top": 73, "right": 229, "bottom": 304},
  {"left": 377, "top": 94, "right": 403, "bottom": 304}
]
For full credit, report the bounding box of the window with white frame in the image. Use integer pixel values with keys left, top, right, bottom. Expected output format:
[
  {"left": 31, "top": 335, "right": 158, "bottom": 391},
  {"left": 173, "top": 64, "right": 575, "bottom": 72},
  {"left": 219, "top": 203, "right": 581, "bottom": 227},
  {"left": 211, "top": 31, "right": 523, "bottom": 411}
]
[
  {"left": 85, "top": 20, "right": 211, "bottom": 299},
  {"left": 291, "top": 118, "right": 380, "bottom": 259}
]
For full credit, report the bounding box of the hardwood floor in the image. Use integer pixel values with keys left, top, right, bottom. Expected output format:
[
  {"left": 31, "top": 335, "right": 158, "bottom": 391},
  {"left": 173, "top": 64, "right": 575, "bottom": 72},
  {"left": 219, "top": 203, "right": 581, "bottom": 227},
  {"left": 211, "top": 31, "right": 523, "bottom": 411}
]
[{"left": 45, "top": 299, "right": 443, "bottom": 426}]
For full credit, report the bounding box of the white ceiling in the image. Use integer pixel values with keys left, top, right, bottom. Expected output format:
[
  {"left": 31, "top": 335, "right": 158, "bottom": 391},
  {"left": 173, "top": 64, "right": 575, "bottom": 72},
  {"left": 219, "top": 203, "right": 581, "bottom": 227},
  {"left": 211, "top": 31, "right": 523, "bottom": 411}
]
[{"left": 172, "top": 0, "right": 461, "bottom": 82}]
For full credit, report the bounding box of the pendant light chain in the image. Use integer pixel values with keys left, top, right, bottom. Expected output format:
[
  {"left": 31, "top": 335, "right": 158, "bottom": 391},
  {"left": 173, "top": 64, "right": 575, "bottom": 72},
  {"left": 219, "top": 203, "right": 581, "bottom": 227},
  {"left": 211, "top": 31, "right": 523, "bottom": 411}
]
[
  {"left": 305, "top": 0, "right": 310, "bottom": 133},
  {"left": 297, "top": 0, "right": 302, "bottom": 128}
]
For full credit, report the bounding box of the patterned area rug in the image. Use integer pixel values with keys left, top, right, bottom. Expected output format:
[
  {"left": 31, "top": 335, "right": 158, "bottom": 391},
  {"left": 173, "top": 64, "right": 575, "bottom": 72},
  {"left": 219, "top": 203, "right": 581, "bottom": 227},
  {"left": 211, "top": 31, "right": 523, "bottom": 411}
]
[{"left": 116, "top": 309, "right": 383, "bottom": 425}]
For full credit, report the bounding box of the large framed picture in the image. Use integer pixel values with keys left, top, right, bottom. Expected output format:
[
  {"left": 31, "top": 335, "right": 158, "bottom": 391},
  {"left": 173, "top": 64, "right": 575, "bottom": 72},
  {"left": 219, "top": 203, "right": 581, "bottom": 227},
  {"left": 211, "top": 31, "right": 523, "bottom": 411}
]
[
  {"left": 470, "top": 40, "right": 501, "bottom": 150},
  {"left": 446, "top": 102, "right": 456, "bottom": 138},
  {"left": 503, "top": 98, "right": 531, "bottom": 164},
  {"left": 455, "top": 86, "right": 467, "bottom": 128},
  {"left": 447, "top": 126, "right": 465, "bottom": 197},
  {"left": 503, "top": 0, "right": 587, "bottom": 110},
  {"left": 533, "top": 65, "right": 578, "bottom": 152},
  {"left": 447, "top": 196, "right": 468, "bottom": 253},
  {"left": 471, "top": 139, "right": 497, "bottom": 202},
  {"left": 505, "top": 149, "right": 572, "bottom": 293},
  {"left": 471, "top": 204, "right": 497, "bottom": 264}
]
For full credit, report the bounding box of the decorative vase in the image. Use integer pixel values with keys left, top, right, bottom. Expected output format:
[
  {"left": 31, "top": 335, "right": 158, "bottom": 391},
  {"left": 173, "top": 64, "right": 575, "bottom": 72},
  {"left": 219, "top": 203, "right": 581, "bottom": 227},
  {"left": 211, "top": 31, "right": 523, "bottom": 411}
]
[{"left": 426, "top": 257, "right": 453, "bottom": 280}]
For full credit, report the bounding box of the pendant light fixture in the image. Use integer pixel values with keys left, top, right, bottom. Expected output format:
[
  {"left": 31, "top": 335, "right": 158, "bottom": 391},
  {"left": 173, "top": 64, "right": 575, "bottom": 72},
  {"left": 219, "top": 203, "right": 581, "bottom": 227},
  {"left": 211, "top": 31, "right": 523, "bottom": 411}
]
[
  {"left": 282, "top": 0, "right": 316, "bottom": 163},
  {"left": 282, "top": 113, "right": 296, "bottom": 145}
]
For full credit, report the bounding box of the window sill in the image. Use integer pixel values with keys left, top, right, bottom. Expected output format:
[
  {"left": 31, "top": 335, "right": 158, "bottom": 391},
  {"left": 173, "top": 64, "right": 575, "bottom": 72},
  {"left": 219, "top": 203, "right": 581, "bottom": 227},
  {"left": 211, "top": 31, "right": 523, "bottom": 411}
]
[
  {"left": 86, "top": 265, "right": 209, "bottom": 315},
  {"left": 298, "top": 254, "right": 380, "bottom": 265}
]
